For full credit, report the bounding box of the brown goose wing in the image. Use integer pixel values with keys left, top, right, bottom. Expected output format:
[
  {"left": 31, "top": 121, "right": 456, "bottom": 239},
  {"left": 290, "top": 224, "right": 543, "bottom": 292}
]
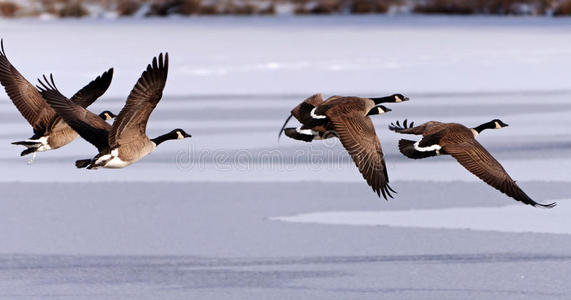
[
  {"left": 109, "top": 53, "right": 168, "bottom": 148},
  {"left": 444, "top": 139, "right": 555, "bottom": 208},
  {"left": 291, "top": 93, "right": 323, "bottom": 123},
  {"left": 46, "top": 68, "right": 114, "bottom": 132},
  {"left": 37, "top": 75, "right": 111, "bottom": 151},
  {"left": 69, "top": 68, "right": 113, "bottom": 108},
  {"left": 328, "top": 111, "right": 394, "bottom": 199},
  {"left": 0, "top": 40, "right": 53, "bottom": 134}
]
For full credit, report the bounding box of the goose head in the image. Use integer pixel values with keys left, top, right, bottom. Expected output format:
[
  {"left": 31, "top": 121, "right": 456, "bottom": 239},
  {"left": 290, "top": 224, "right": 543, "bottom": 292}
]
[
  {"left": 473, "top": 119, "right": 509, "bottom": 135},
  {"left": 367, "top": 105, "right": 391, "bottom": 116},
  {"left": 391, "top": 93, "right": 409, "bottom": 103},
  {"left": 151, "top": 129, "right": 192, "bottom": 146},
  {"left": 372, "top": 93, "right": 409, "bottom": 104},
  {"left": 172, "top": 128, "right": 192, "bottom": 139},
  {"left": 98, "top": 110, "right": 117, "bottom": 121},
  {"left": 490, "top": 119, "right": 509, "bottom": 129}
]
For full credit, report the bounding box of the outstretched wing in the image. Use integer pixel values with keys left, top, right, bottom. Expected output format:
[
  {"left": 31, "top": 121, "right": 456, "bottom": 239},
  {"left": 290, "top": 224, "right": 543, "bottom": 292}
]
[
  {"left": 70, "top": 68, "right": 114, "bottom": 108},
  {"left": 0, "top": 39, "right": 54, "bottom": 135},
  {"left": 445, "top": 139, "right": 555, "bottom": 208},
  {"left": 389, "top": 119, "right": 444, "bottom": 136},
  {"left": 329, "top": 111, "right": 395, "bottom": 199},
  {"left": 109, "top": 53, "right": 168, "bottom": 148},
  {"left": 37, "top": 74, "right": 111, "bottom": 151},
  {"left": 47, "top": 68, "right": 114, "bottom": 132}
]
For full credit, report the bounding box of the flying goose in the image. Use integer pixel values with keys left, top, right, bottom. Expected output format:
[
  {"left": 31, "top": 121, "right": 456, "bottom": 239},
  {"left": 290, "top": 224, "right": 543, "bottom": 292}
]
[
  {"left": 389, "top": 119, "right": 556, "bottom": 208},
  {"left": 278, "top": 93, "right": 409, "bottom": 140},
  {"left": 279, "top": 93, "right": 409, "bottom": 199},
  {"left": 37, "top": 53, "right": 191, "bottom": 169},
  {"left": 0, "top": 39, "right": 115, "bottom": 161}
]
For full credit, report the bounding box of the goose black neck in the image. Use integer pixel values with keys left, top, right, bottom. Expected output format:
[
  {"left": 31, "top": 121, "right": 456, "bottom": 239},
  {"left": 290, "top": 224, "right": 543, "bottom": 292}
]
[
  {"left": 473, "top": 121, "right": 494, "bottom": 133},
  {"left": 371, "top": 96, "right": 394, "bottom": 104},
  {"left": 151, "top": 132, "right": 176, "bottom": 146}
]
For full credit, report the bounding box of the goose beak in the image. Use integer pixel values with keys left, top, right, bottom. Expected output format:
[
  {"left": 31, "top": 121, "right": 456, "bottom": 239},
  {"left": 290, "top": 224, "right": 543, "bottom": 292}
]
[
  {"left": 403, "top": 96, "right": 410, "bottom": 101},
  {"left": 184, "top": 132, "right": 192, "bottom": 138},
  {"left": 384, "top": 107, "right": 392, "bottom": 112}
]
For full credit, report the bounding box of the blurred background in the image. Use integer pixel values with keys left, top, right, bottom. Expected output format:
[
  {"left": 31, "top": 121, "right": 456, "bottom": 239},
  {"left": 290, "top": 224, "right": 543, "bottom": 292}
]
[{"left": 2, "top": 0, "right": 571, "bottom": 18}]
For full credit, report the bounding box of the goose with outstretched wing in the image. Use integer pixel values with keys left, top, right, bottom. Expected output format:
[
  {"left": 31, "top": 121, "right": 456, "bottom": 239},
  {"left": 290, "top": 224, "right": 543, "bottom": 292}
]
[{"left": 37, "top": 53, "right": 191, "bottom": 169}]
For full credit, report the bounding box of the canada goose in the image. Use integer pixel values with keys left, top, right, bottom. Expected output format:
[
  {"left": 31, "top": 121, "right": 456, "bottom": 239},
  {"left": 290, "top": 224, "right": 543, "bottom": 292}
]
[
  {"left": 37, "top": 53, "right": 192, "bottom": 169},
  {"left": 279, "top": 93, "right": 408, "bottom": 199},
  {"left": 0, "top": 39, "right": 114, "bottom": 162},
  {"left": 278, "top": 93, "right": 409, "bottom": 140},
  {"left": 389, "top": 119, "right": 556, "bottom": 208}
]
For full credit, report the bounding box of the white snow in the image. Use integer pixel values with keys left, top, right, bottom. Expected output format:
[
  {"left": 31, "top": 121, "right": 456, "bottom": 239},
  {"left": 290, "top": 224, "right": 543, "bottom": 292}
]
[{"left": 272, "top": 199, "right": 571, "bottom": 235}]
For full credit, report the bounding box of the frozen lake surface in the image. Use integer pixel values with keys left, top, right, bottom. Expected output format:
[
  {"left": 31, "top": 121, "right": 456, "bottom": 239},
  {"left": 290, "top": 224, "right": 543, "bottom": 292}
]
[{"left": 0, "top": 16, "right": 570, "bottom": 299}]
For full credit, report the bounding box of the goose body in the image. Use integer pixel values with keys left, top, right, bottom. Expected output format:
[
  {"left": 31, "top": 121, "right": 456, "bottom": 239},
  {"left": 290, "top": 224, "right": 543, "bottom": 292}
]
[
  {"left": 14, "top": 111, "right": 114, "bottom": 157},
  {"left": 38, "top": 53, "right": 191, "bottom": 169},
  {"left": 389, "top": 119, "right": 556, "bottom": 208},
  {"left": 0, "top": 39, "right": 114, "bottom": 160},
  {"left": 279, "top": 93, "right": 408, "bottom": 141},
  {"left": 91, "top": 138, "right": 157, "bottom": 169},
  {"left": 278, "top": 93, "right": 409, "bottom": 199}
]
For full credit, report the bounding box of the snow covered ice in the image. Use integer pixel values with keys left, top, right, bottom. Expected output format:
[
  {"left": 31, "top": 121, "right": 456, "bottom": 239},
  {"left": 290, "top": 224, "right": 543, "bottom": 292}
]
[{"left": 0, "top": 16, "right": 570, "bottom": 299}]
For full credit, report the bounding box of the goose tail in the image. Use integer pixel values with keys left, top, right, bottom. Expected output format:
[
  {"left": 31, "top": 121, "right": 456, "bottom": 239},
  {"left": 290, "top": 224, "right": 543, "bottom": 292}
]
[
  {"left": 284, "top": 128, "right": 314, "bottom": 142},
  {"left": 398, "top": 139, "right": 437, "bottom": 159},
  {"left": 75, "top": 159, "right": 91, "bottom": 169},
  {"left": 12, "top": 140, "right": 41, "bottom": 147},
  {"left": 20, "top": 147, "right": 38, "bottom": 157}
]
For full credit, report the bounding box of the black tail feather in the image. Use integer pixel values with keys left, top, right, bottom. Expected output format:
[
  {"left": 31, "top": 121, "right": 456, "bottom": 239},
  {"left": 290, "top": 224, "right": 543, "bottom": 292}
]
[
  {"left": 536, "top": 202, "right": 557, "bottom": 209},
  {"left": 75, "top": 159, "right": 91, "bottom": 169},
  {"left": 389, "top": 119, "right": 414, "bottom": 132},
  {"left": 20, "top": 148, "right": 38, "bottom": 157},
  {"left": 12, "top": 141, "right": 40, "bottom": 146},
  {"left": 284, "top": 128, "right": 314, "bottom": 142},
  {"left": 398, "top": 139, "right": 437, "bottom": 159}
]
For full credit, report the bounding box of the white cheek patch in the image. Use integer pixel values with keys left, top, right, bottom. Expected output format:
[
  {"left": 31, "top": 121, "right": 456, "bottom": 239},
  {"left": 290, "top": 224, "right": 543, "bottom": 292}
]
[
  {"left": 414, "top": 141, "right": 442, "bottom": 155},
  {"left": 310, "top": 108, "right": 327, "bottom": 119},
  {"left": 176, "top": 132, "right": 184, "bottom": 139},
  {"left": 495, "top": 122, "right": 501, "bottom": 129},
  {"left": 395, "top": 96, "right": 402, "bottom": 102}
]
